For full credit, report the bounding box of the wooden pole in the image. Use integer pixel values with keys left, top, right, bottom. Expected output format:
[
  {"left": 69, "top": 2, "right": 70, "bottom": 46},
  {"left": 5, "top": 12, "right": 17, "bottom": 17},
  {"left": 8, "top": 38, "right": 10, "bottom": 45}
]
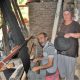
[{"left": 51, "top": 0, "right": 62, "bottom": 43}]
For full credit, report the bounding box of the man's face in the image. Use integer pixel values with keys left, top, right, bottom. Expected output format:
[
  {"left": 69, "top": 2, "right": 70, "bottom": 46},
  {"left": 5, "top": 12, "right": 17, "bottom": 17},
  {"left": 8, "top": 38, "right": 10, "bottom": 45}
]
[
  {"left": 37, "top": 34, "right": 47, "bottom": 47},
  {"left": 63, "top": 11, "right": 72, "bottom": 21}
]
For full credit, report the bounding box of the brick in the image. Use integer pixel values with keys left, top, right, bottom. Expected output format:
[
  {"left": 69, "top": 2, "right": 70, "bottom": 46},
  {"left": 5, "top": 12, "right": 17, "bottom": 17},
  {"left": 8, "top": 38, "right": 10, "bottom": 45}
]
[{"left": 29, "top": 2, "right": 57, "bottom": 37}]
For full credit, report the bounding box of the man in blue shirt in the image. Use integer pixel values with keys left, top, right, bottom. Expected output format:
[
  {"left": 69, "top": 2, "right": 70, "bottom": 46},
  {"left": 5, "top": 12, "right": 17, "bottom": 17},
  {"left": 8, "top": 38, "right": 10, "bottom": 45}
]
[{"left": 32, "top": 32, "right": 59, "bottom": 80}]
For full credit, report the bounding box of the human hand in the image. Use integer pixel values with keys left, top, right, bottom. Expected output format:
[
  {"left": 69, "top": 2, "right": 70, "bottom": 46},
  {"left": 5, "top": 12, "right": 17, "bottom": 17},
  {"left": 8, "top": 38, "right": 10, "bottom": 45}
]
[
  {"left": 0, "top": 61, "right": 4, "bottom": 69},
  {"left": 64, "top": 33, "right": 72, "bottom": 38},
  {"left": 32, "top": 66, "right": 41, "bottom": 72},
  {"left": 33, "top": 59, "right": 38, "bottom": 63}
]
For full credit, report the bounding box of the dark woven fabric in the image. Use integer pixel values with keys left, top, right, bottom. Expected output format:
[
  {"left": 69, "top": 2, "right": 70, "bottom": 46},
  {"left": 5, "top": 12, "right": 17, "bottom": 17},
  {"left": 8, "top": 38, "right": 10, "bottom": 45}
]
[
  {"left": 3, "top": 68, "right": 15, "bottom": 80},
  {"left": 54, "top": 37, "right": 74, "bottom": 51}
]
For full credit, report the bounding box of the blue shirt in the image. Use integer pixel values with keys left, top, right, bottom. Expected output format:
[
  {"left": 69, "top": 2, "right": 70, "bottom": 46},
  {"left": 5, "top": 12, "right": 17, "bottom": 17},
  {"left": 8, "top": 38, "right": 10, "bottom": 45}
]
[{"left": 41, "top": 41, "right": 57, "bottom": 73}]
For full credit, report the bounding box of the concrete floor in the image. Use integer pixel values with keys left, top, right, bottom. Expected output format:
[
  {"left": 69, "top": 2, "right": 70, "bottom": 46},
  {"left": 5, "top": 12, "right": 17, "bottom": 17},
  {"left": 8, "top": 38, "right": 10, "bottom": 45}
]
[{"left": 0, "top": 55, "right": 80, "bottom": 80}]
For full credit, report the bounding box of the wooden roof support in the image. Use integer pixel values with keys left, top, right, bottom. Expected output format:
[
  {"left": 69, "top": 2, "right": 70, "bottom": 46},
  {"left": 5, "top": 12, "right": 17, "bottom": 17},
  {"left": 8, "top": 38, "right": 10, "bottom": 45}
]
[{"left": 51, "top": 0, "right": 62, "bottom": 43}]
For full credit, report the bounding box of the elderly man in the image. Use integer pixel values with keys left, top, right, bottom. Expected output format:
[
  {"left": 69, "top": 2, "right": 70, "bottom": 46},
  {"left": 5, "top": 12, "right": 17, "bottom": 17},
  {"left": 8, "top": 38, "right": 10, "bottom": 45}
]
[{"left": 32, "top": 32, "right": 59, "bottom": 80}]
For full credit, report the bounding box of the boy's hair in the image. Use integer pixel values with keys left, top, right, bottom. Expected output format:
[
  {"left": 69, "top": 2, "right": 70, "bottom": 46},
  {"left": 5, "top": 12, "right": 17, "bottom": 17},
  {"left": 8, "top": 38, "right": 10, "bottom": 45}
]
[
  {"left": 38, "top": 32, "right": 48, "bottom": 37},
  {"left": 63, "top": 8, "right": 74, "bottom": 17}
]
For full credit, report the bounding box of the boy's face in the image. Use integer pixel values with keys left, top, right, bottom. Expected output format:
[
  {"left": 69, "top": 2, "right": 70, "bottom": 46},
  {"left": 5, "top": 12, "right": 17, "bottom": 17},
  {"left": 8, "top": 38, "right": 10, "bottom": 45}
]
[
  {"left": 63, "top": 11, "right": 72, "bottom": 21},
  {"left": 37, "top": 34, "right": 47, "bottom": 47}
]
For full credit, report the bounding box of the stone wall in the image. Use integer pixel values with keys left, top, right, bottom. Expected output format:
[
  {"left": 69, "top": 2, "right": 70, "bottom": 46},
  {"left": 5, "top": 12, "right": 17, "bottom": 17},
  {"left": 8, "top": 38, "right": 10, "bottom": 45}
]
[{"left": 29, "top": 1, "right": 57, "bottom": 37}]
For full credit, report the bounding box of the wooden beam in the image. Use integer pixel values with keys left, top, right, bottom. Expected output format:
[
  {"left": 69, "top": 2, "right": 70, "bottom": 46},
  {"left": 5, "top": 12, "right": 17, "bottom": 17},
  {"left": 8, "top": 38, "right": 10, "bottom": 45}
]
[{"left": 51, "top": 0, "right": 63, "bottom": 43}]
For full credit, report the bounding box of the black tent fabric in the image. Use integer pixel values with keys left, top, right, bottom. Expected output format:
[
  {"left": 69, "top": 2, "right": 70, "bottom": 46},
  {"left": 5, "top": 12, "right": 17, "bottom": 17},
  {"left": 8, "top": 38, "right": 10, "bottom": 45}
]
[
  {"left": 3, "top": 68, "right": 15, "bottom": 80},
  {"left": 0, "top": 0, "right": 30, "bottom": 74}
]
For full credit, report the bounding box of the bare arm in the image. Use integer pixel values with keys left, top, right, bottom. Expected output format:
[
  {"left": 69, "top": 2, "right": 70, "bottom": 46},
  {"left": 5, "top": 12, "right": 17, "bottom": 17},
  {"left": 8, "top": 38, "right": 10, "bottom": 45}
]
[
  {"left": 64, "top": 33, "right": 80, "bottom": 38},
  {"left": 32, "top": 57, "right": 53, "bottom": 72},
  {"left": 40, "top": 57, "right": 53, "bottom": 69},
  {"left": 70, "top": 33, "right": 80, "bottom": 38}
]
